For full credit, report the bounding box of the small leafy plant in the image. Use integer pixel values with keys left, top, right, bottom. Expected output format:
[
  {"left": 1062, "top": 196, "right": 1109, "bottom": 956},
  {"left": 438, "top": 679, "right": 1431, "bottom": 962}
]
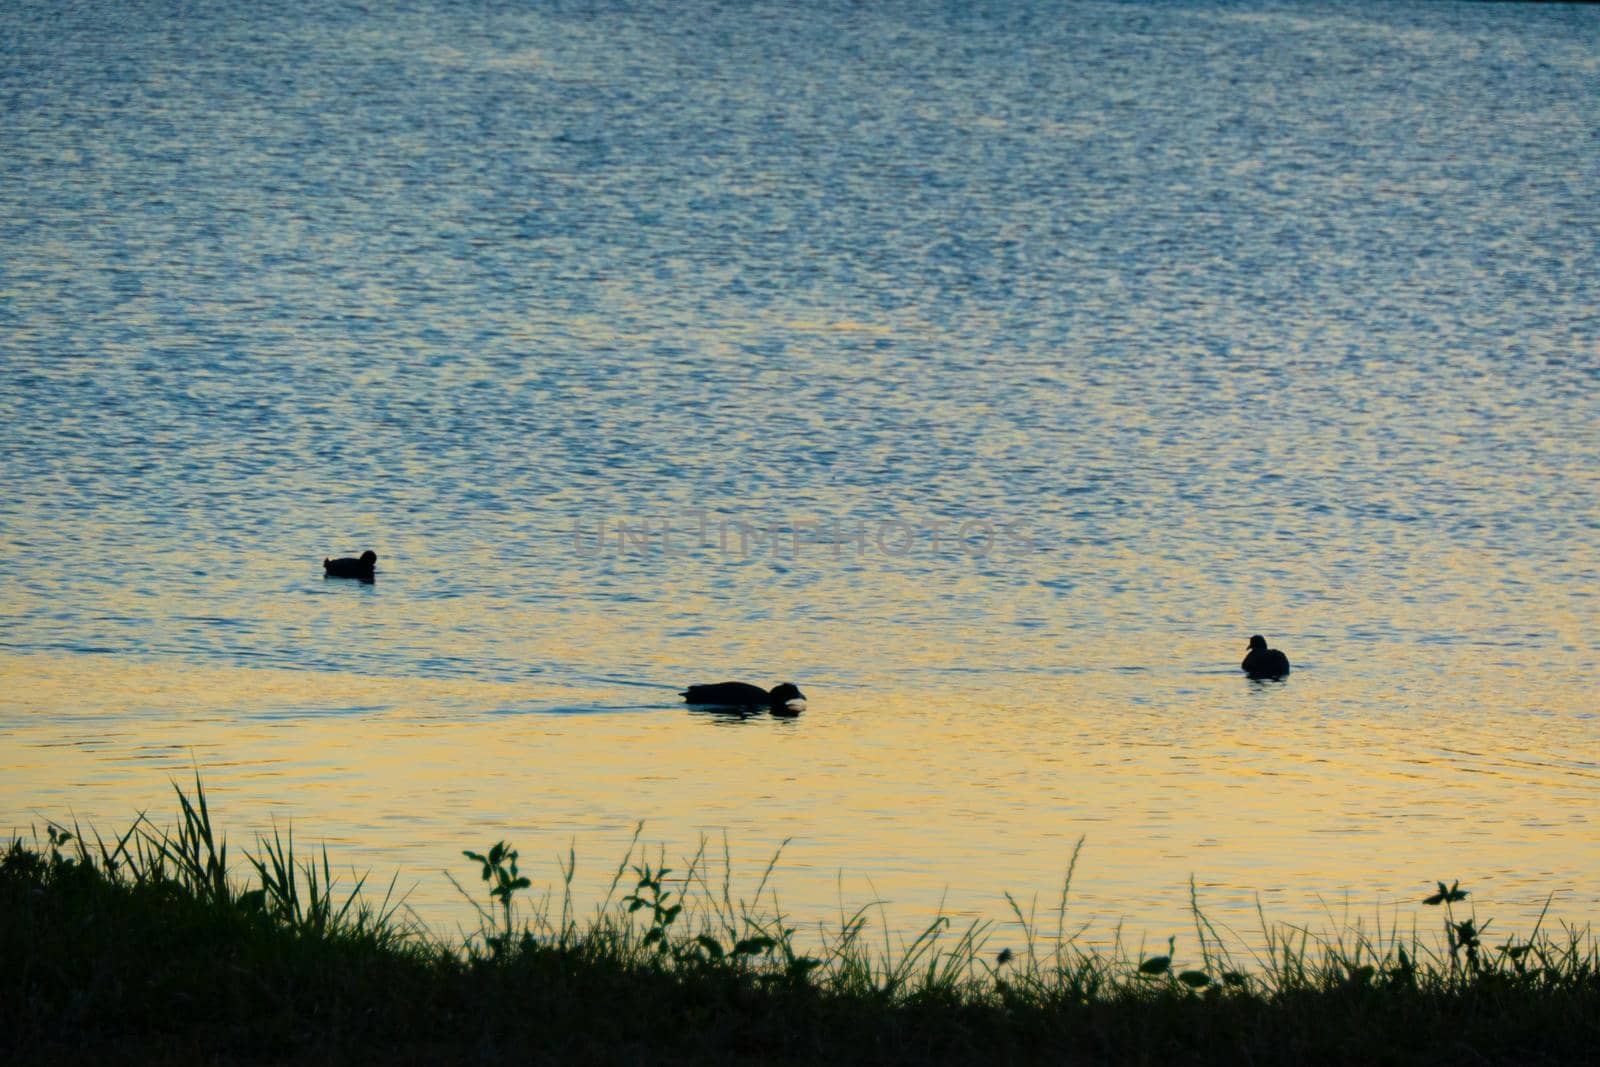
[{"left": 463, "top": 841, "right": 530, "bottom": 953}]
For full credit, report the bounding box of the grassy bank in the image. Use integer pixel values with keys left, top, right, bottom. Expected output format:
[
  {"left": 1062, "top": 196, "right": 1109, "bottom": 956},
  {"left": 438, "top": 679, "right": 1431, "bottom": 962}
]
[{"left": 4, "top": 778, "right": 1597, "bottom": 1065}]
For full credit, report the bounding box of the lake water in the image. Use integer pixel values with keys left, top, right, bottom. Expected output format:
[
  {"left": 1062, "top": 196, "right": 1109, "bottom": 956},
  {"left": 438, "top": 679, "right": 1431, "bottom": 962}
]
[{"left": 3, "top": 0, "right": 1597, "bottom": 953}]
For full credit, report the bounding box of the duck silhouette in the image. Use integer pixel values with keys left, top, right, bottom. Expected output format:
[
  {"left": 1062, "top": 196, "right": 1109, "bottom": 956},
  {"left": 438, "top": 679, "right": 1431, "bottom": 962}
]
[
  {"left": 681, "top": 682, "right": 805, "bottom": 710},
  {"left": 323, "top": 550, "right": 377, "bottom": 582},
  {"left": 1241, "top": 635, "right": 1290, "bottom": 679}
]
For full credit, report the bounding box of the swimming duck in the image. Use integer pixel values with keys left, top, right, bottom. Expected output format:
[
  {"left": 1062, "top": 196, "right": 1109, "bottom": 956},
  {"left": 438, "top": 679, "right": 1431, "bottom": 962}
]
[
  {"left": 1241, "top": 635, "right": 1290, "bottom": 679},
  {"left": 680, "top": 682, "right": 806, "bottom": 709},
  {"left": 324, "top": 550, "right": 377, "bottom": 581}
]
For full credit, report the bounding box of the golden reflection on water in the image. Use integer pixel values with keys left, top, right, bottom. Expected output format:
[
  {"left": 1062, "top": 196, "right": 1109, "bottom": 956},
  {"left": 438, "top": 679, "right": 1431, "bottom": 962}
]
[{"left": 4, "top": 649, "right": 1595, "bottom": 951}]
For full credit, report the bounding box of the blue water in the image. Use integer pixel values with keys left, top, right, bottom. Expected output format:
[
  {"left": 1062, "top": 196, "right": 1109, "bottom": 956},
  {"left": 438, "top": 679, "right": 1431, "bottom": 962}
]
[{"left": 3, "top": 0, "right": 1598, "bottom": 941}]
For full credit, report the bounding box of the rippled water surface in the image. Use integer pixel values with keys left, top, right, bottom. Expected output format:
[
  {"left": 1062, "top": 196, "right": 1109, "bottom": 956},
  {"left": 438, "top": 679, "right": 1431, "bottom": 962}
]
[{"left": 3, "top": 0, "right": 1598, "bottom": 945}]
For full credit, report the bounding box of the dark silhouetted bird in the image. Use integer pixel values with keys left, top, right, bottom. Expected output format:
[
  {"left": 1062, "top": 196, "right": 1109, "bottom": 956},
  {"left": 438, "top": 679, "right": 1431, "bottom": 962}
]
[
  {"left": 1241, "top": 635, "right": 1290, "bottom": 679},
  {"left": 681, "top": 682, "right": 806, "bottom": 709},
  {"left": 324, "top": 550, "right": 377, "bottom": 581}
]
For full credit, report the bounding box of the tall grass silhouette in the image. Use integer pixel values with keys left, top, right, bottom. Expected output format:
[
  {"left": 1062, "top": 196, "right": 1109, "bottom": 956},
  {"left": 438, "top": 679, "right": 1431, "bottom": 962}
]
[{"left": 4, "top": 774, "right": 1597, "bottom": 1064}]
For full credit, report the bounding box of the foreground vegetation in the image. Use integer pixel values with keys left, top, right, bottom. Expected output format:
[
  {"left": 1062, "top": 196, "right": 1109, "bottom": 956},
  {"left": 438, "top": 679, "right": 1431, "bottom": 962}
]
[{"left": 4, "top": 778, "right": 1597, "bottom": 1065}]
